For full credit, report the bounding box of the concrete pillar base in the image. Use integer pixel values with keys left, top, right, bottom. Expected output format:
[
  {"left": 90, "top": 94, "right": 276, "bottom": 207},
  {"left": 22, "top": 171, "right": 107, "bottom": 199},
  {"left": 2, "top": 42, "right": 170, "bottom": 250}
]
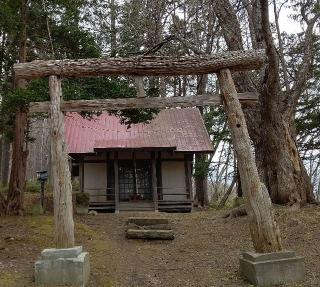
[
  {"left": 76, "top": 206, "right": 89, "bottom": 215},
  {"left": 240, "top": 250, "right": 304, "bottom": 286},
  {"left": 35, "top": 246, "right": 90, "bottom": 286}
]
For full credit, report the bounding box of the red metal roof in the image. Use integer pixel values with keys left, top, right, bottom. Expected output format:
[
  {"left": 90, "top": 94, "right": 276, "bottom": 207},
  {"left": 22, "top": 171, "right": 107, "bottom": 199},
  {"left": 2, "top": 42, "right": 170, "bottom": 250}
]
[{"left": 65, "top": 108, "right": 213, "bottom": 154}]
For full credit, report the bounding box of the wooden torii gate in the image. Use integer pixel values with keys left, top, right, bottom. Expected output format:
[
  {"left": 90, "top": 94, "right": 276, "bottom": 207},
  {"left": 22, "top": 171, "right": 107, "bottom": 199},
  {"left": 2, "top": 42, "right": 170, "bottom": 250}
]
[{"left": 13, "top": 49, "right": 282, "bottom": 253}]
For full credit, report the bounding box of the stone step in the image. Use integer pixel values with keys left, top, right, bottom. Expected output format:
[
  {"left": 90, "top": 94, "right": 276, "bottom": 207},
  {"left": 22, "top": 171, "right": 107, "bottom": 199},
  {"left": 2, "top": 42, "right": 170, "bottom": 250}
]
[
  {"left": 127, "top": 217, "right": 169, "bottom": 226},
  {"left": 126, "top": 229, "right": 174, "bottom": 240},
  {"left": 127, "top": 223, "right": 172, "bottom": 230}
]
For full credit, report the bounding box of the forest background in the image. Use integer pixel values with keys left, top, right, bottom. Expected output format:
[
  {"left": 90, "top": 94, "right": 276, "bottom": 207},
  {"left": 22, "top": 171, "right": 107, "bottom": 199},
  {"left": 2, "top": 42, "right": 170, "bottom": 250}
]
[{"left": 0, "top": 0, "right": 319, "bottom": 214}]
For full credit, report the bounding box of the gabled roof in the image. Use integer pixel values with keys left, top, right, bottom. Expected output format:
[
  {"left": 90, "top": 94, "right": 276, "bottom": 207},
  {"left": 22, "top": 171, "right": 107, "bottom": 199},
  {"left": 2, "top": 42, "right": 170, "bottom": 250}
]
[{"left": 65, "top": 108, "right": 213, "bottom": 154}]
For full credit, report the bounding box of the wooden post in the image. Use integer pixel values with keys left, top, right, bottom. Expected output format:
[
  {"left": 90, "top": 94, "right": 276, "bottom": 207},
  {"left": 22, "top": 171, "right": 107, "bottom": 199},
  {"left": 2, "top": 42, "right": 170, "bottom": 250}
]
[
  {"left": 114, "top": 152, "right": 119, "bottom": 213},
  {"left": 105, "top": 152, "right": 108, "bottom": 201},
  {"left": 152, "top": 152, "right": 158, "bottom": 211},
  {"left": 218, "top": 69, "right": 282, "bottom": 253},
  {"left": 156, "top": 153, "right": 163, "bottom": 200},
  {"left": 134, "top": 77, "right": 146, "bottom": 98},
  {"left": 133, "top": 151, "right": 138, "bottom": 197},
  {"left": 184, "top": 154, "right": 193, "bottom": 200},
  {"left": 40, "top": 181, "right": 45, "bottom": 212},
  {"left": 80, "top": 156, "right": 84, "bottom": 193},
  {"left": 49, "top": 75, "right": 75, "bottom": 248}
]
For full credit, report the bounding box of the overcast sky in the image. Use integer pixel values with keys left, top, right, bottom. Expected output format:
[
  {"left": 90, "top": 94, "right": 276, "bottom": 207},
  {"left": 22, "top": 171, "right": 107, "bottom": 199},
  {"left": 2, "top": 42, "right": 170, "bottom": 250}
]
[{"left": 270, "top": 4, "right": 303, "bottom": 34}]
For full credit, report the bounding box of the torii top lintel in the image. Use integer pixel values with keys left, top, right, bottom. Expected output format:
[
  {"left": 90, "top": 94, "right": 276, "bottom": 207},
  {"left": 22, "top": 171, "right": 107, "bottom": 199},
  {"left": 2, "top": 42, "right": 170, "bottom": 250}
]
[{"left": 13, "top": 49, "right": 266, "bottom": 80}]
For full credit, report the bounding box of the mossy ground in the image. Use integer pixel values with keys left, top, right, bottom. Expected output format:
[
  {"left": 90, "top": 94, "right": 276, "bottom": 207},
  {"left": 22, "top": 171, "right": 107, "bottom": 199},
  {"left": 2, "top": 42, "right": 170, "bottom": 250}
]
[
  {"left": 0, "top": 271, "right": 20, "bottom": 287},
  {"left": 0, "top": 204, "right": 319, "bottom": 286}
]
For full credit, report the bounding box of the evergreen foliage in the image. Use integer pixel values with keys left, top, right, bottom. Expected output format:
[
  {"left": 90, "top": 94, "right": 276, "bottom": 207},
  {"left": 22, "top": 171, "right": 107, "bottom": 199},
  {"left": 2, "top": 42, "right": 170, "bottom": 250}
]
[
  {"left": 0, "top": 0, "right": 319, "bottom": 202},
  {"left": 0, "top": 0, "right": 157, "bottom": 142}
]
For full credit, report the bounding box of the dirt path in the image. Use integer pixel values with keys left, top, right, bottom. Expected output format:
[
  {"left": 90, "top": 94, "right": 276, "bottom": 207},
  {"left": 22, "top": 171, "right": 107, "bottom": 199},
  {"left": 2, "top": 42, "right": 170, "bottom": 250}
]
[
  {"left": 80, "top": 212, "right": 252, "bottom": 287},
  {"left": 0, "top": 207, "right": 320, "bottom": 286}
]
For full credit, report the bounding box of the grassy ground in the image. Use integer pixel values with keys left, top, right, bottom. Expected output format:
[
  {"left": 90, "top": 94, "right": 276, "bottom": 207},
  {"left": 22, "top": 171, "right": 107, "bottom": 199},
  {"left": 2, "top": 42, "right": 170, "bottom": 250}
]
[{"left": 0, "top": 203, "right": 319, "bottom": 287}]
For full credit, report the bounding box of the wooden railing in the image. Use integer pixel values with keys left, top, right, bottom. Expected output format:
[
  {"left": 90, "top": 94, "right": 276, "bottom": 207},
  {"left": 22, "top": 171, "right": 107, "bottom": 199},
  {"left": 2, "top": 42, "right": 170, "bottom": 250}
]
[{"left": 85, "top": 186, "right": 193, "bottom": 212}]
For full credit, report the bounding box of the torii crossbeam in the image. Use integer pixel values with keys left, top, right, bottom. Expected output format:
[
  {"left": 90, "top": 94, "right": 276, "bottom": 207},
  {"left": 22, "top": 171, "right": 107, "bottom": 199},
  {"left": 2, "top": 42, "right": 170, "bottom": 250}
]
[{"left": 14, "top": 49, "right": 265, "bottom": 79}]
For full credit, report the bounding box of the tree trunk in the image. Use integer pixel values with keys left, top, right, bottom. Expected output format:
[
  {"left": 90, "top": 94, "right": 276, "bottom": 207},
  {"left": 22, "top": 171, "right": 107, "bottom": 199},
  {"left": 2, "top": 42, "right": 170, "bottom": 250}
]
[
  {"left": 218, "top": 177, "right": 236, "bottom": 209},
  {"left": 110, "top": 0, "right": 117, "bottom": 57},
  {"left": 194, "top": 153, "right": 209, "bottom": 207},
  {"left": 236, "top": 167, "right": 243, "bottom": 197},
  {"left": 195, "top": 75, "right": 209, "bottom": 206},
  {"left": 0, "top": 139, "right": 2, "bottom": 183},
  {"left": 49, "top": 75, "right": 75, "bottom": 248},
  {"left": 0, "top": 138, "right": 4, "bottom": 215},
  {"left": 214, "top": 0, "right": 314, "bottom": 206},
  {"left": 134, "top": 77, "right": 146, "bottom": 98},
  {"left": 256, "top": 0, "right": 314, "bottom": 205},
  {"left": 6, "top": 107, "right": 28, "bottom": 215},
  {"left": 255, "top": 113, "right": 314, "bottom": 205},
  {"left": 6, "top": 0, "right": 29, "bottom": 215},
  {"left": 218, "top": 68, "right": 282, "bottom": 253},
  {"left": 0, "top": 140, "right": 10, "bottom": 186}
]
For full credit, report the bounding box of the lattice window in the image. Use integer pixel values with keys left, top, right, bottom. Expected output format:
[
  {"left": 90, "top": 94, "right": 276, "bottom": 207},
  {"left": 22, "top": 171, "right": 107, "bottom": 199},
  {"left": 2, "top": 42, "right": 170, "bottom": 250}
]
[{"left": 118, "top": 160, "right": 152, "bottom": 201}]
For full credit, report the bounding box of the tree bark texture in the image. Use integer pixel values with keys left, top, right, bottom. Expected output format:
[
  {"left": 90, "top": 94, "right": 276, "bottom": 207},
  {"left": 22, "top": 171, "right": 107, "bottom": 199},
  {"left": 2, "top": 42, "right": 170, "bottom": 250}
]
[
  {"left": 0, "top": 140, "right": 10, "bottom": 186},
  {"left": 218, "top": 177, "right": 237, "bottom": 209},
  {"left": 194, "top": 154, "right": 209, "bottom": 207},
  {"left": 6, "top": 106, "right": 28, "bottom": 215},
  {"left": 195, "top": 75, "right": 209, "bottom": 206},
  {"left": 110, "top": 0, "right": 117, "bottom": 57},
  {"left": 14, "top": 49, "right": 266, "bottom": 79},
  {"left": 214, "top": 0, "right": 314, "bottom": 205},
  {"left": 218, "top": 68, "right": 282, "bottom": 253},
  {"left": 257, "top": 0, "right": 314, "bottom": 205},
  {"left": 26, "top": 118, "right": 50, "bottom": 180},
  {"left": 49, "top": 75, "right": 75, "bottom": 248},
  {"left": 236, "top": 168, "right": 243, "bottom": 197},
  {"left": 134, "top": 76, "right": 146, "bottom": 98},
  {"left": 6, "top": 0, "right": 29, "bottom": 215},
  {"left": 0, "top": 140, "right": 8, "bottom": 215},
  {"left": 28, "top": 92, "right": 258, "bottom": 113},
  {"left": 0, "top": 139, "right": 2, "bottom": 183}
]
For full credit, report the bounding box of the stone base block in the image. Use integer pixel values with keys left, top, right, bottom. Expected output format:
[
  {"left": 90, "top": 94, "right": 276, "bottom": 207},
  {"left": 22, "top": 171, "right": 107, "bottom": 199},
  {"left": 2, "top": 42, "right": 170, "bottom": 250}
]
[
  {"left": 76, "top": 206, "right": 89, "bottom": 215},
  {"left": 240, "top": 250, "right": 304, "bottom": 286},
  {"left": 35, "top": 246, "right": 90, "bottom": 286}
]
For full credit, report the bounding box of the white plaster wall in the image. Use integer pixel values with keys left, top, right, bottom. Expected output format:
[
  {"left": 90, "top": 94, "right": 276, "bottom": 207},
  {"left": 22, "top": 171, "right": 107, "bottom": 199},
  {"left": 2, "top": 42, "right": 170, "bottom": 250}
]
[
  {"left": 161, "top": 161, "right": 187, "bottom": 200},
  {"left": 84, "top": 163, "right": 107, "bottom": 202}
]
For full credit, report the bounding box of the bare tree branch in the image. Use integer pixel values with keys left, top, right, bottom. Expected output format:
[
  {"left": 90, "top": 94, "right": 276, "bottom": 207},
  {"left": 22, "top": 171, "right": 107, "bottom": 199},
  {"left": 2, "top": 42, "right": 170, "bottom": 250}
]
[
  {"left": 286, "top": 14, "right": 320, "bottom": 114},
  {"left": 273, "top": 0, "right": 290, "bottom": 93}
]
